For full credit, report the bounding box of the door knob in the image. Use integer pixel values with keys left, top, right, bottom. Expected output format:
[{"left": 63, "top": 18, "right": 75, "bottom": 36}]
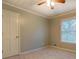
[{"left": 16, "top": 36, "right": 19, "bottom": 38}]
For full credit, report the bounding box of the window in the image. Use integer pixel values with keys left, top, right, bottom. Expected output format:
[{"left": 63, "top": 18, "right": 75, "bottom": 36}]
[{"left": 61, "top": 19, "right": 76, "bottom": 43}]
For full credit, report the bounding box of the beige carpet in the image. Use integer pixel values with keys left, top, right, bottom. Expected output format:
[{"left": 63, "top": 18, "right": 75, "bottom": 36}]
[{"left": 4, "top": 47, "right": 76, "bottom": 59}]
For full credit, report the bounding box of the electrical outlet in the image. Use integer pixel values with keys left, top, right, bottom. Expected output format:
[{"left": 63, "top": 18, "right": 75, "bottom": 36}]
[{"left": 53, "top": 44, "right": 56, "bottom": 46}]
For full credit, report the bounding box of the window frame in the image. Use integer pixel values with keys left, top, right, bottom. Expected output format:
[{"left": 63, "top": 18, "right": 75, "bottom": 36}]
[{"left": 60, "top": 17, "right": 76, "bottom": 44}]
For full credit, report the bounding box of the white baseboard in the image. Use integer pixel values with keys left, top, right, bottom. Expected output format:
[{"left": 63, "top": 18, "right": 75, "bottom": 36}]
[
  {"left": 51, "top": 46, "right": 76, "bottom": 53},
  {"left": 3, "top": 47, "right": 46, "bottom": 58},
  {"left": 4, "top": 46, "right": 75, "bottom": 58},
  {"left": 20, "top": 46, "right": 76, "bottom": 55},
  {"left": 20, "top": 47, "right": 46, "bottom": 55}
]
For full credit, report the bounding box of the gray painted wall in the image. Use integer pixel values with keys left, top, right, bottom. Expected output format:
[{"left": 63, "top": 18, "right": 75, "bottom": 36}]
[
  {"left": 20, "top": 12, "right": 48, "bottom": 52},
  {"left": 3, "top": 5, "right": 49, "bottom": 52}
]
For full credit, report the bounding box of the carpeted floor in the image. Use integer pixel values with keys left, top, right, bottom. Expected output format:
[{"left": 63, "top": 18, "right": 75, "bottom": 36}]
[{"left": 4, "top": 47, "right": 76, "bottom": 59}]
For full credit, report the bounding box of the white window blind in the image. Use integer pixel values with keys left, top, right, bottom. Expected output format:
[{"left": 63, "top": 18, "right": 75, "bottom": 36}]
[{"left": 61, "top": 19, "right": 76, "bottom": 43}]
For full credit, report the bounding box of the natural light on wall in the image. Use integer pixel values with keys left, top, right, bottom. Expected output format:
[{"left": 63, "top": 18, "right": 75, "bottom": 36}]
[{"left": 61, "top": 19, "right": 76, "bottom": 44}]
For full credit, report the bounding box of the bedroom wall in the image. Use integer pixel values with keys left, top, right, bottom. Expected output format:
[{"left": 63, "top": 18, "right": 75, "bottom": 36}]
[
  {"left": 20, "top": 11, "right": 48, "bottom": 52},
  {"left": 50, "top": 10, "right": 76, "bottom": 50},
  {"left": 3, "top": 3, "right": 76, "bottom": 53},
  {"left": 3, "top": 4, "right": 49, "bottom": 53}
]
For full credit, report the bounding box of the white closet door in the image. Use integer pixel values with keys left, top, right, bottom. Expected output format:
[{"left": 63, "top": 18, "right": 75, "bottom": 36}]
[
  {"left": 9, "top": 10, "right": 20, "bottom": 56},
  {"left": 3, "top": 9, "right": 20, "bottom": 58},
  {"left": 3, "top": 9, "right": 11, "bottom": 58}
]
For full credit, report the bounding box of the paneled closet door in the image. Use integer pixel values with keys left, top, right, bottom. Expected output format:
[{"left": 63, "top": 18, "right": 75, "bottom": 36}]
[
  {"left": 9, "top": 10, "right": 20, "bottom": 57},
  {"left": 3, "top": 9, "right": 11, "bottom": 58},
  {"left": 2, "top": 9, "right": 20, "bottom": 58}
]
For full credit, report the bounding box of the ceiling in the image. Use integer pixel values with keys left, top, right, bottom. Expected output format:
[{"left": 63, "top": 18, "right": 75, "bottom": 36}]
[{"left": 3, "top": 0, "right": 76, "bottom": 18}]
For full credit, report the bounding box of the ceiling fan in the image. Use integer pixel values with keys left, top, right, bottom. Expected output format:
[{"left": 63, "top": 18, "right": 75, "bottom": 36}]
[{"left": 37, "top": 0, "right": 65, "bottom": 9}]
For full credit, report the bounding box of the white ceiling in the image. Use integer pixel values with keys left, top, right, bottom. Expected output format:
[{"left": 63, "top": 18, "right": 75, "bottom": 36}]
[{"left": 3, "top": 0, "right": 76, "bottom": 18}]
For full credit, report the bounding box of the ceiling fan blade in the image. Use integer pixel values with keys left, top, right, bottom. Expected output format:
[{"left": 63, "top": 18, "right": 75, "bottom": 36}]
[
  {"left": 53, "top": 0, "right": 65, "bottom": 3},
  {"left": 37, "top": 1, "right": 46, "bottom": 5}
]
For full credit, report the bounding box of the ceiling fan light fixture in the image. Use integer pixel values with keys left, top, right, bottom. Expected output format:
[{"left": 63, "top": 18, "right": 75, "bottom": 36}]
[
  {"left": 37, "top": 0, "right": 65, "bottom": 9},
  {"left": 47, "top": 0, "right": 51, "bottom": 7},
  {"left": 47, "top": 0, "right": 55, "bottom": 8},
  {"left": 51, "top": 2, "right": 55, "bottom": 6}
]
